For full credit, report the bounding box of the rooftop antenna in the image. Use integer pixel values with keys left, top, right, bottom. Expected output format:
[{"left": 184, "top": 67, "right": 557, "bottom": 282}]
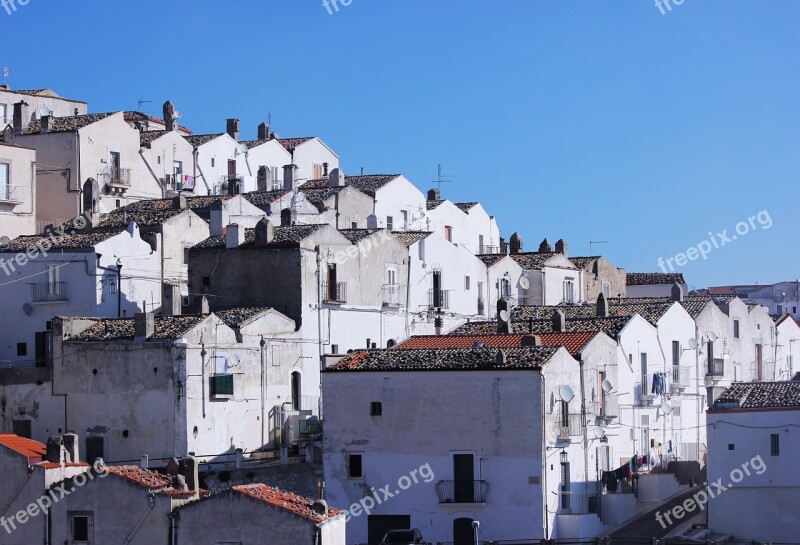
[
  {"left": 432, "top": 163, "right": 454, "bottom": 193},
  {"left": 2, "top": 67, "right": 10, "bottom": 86},
  {"left": 589, "top": 240, "right": 608, "bottom": 255},
  {"left": 137, "top": 98, "right": 153, "bottom": 112}
]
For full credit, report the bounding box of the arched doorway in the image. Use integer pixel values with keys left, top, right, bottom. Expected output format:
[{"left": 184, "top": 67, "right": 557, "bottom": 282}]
[{"left": 453, "top": 518, "right": 475, "bottom": 545}]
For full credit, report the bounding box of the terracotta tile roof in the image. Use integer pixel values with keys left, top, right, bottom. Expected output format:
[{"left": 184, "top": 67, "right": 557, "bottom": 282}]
[
  {"left": 107, "top": 465, "right": 175, "bottom": 490},
  {"left": 122, "top": 112, "right": 192, "bottom": 134},
  {"left": 338, "top": 229, "right": 380, "bottom": 244},
  {"left": 397, "top": 331, "right": 597, "bottom": 356},
  {"left": 455, "top": 202, "right": 478, "bottom": 213},
  {"left": 192, "top": 224, "right": 325, "bottom": 250},
  {"left": 452, "top": 315, "right": 632, "bottom": 338},
  {"left": 301, "top": 186, "right": 348, "bottom": 210},
  {"left": 569, "top": 256, "right": 601, "bottom": 270},
  {"left": 513, "top": 305, "right": 598, "bottom": 321},
  {"left": 343, "top": 174, "right": 400, "bottom": 197},
  {"left": 626, "top": 272, "right": 685, "bottom": 286},
  {"left": 215, "top": 307, "right": 275, "bottom": 329},
  {"left": 241, "top": 138, "right": 278, "bottom": 150},
  {"left": 712, "top": 381, "right": 800, "bottom": 409},
  {"left": 0, "top": 230, "right": 121, "bottom": 252},
  {"left": 242, "top": 190, "right": 291, "bottom": 208},
  {"left": 232, "top": 484, "right": 343, "bottom": 522},
  {"left": 328, "top": 346, "right": 558, "bottom": 372},
  {"left": 184, "top": 133, "right": 224, "bottom": 147},
  {"left": 513, "top": 301, "right": 675, "bottom": 325},
  {"left": 67, "top": 315, "right": 207, "bottom": 342},
  {"left": 37, "top": 461, "right": 89, "bottom": 469},
  {"left": 0, "top": 434, "right": 46, "bottom": 462},
  {"left": 23, "top": 112, "right": 115, "bottom": 134},
  {"left": 511, "top": 252, "right": 571, "bottom": 270},
  {"left": 278, "top": 137, "right": 315, "bottom": 152},
  {"left": 475, "top": 254, "right": 507, "bottom": 267},
  {"left": 708, "top": 286, "right": 737, "bottom": 295},
  {"left": 390, "top": 231, "right": 431, "bottom": 247},
  {"left": 426, "top": 199, "right": 445, "bottom": 210}
]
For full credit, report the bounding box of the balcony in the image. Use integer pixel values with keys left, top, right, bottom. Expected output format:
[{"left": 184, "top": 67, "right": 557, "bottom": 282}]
[
  {"left": 104, "top": 168, "right": 131, "bottom": 191},
  {"left": 753, "top": 361, "right": 776, "bottom": 382},
  {"left": 31, "top": 282, "right": 68, "bottom": 303},
  {"left": 0, "top": 184, "right": 26, "bottom": 204},
  {"left": 209, "top": 374, "right": 234, "bottom": 399},
  {"left": 322, "top": 282, "right": 347, "bottom": 304},
  {"left": 428, "top": 289, "right": 450, "bottom": 310},
  {"left": 556, "top": 413, "right": 583, "bottom": 440},
  {"left": 671, "top": 366, "right": 691, "bottom": 392},
  {"left": 479, "top": 245, "right": 502, "bottom": 255},
  {"left": 216, "top": 175, "right": 243, "bottom": 195},
  {"left": 435, "top": 480, "right": 489, "bottom": 504},
  {"left": 382, "top": 285, "right": 401, "bottom": 306},
  {"left": 707, "top": 358, "right": 724, "bottom": 377}
]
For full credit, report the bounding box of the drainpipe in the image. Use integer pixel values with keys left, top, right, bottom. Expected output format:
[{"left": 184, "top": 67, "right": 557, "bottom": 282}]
[
  {"left": 169, "top": 512, "right": 178, "bottom": 545},
  {"left": 540, "top": 371, "right": 549, "bottom": 539},
  {"left": 201, "top": 344, "right": 207, "bottom": 418},
  {"left": 192, "top": 147, "right": 212, "bottom": 194},
  {"left": 316, "top": 247, "right": 324, "bottom": 371},
  {"left": 260, "top": 337, "right": 266, "bottom": 447},
  {"left": 405, "top": 253, "right": 412, "bottom": 338},
  {"left": 578, "top": 353, "right": 589, "bottom": 500}
]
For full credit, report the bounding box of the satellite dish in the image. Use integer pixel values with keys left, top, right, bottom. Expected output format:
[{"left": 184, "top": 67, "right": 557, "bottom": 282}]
[
  {"left": 229, "top": 355, "right": 241, "bottom": 366},
  {"left": 708, "top": 332, "right": 718, "bottom": 342},
  {"left": 601, "top": 379, "right": 613, "bottom": 393},
  {"left": 559, "top": 385, "right": 574, "bottom": 402},
  {"left": 593, "top": 426, "right": 606, "bottom": 439},
  {"left": 499, "top": 310, "right": 510, "bottom": 322},
  {"left": 663, "top": 401, "right": 673, "bottom": 415},
  {"left": 687, "top": 338, "right": 698, "bottom": 350},
  {"left": 519, "top": 276, "right": 531, "bottom": 290},
  {"left": 22, "top": 303, "right": 33, "bottom": 316}
]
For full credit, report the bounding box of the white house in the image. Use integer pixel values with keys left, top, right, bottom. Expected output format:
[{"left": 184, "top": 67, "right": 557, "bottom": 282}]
[
  {"left": 776, "top": 314, "right": 800, "bottom": 380},
  {"left": 278, "top": 137, "right": 340, "bottom": 185},
  {"left": 0, "top": 86, "right": 87, "bottom": 125},
  {"left": 625, "top": 273, "right": 687, "bottom": 298},
  {"left": 425, "top": 192, "right": 500, "bottom": 255},
  {"left": 706, "top": 380, "right": 800, "bottom": 541},
  {"left": 0, "top": 141, "right": 36, "bottom": 239},
  {"left": 344, "top": 174, "right": 427, "bottom": 232},
  {"left": 510, "top": 250, "right": 585, "bottom": 306}
]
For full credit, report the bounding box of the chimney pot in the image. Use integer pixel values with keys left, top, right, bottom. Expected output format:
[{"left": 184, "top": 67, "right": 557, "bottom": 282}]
[
  {"left": 45, "top": 436, "right": 65, "bottom": 465},
  {"left": 172, "top": 195, "right": 187, "bottom": 210},
  {"left": 226, "top": 118, "right": 240, "bottom": 142},
  {"left": 510, "top": 233, "right": 523, "bottom": 255},
  {"left": 555, "top": 239, "right": 568, "bottom": 256},
  {"left": 134, "top": 312, "right": 155, "bottom": 340},
  {"left": 551, "top": 310, "right": 566, "bottom": 332},
  {"left": 210, "top": 200, "right": 228, "bottom": 237},
  {"left": 40, "top": 115, "right": 51, "bottom": 134},
  {"left": 538, "top": 238, "right": 553, "bottom": 253},
  {"left": 12, "top": 101, "right": 29, "bottom": 135},
  {"left": 596, "top": 293, "right": 609, "bottom": 317},
  {"left": 257, "top": 122, "right": 270, "bottom": 141},
  {"left": 163, "top": 101, "right": 177, "bottom": 132},
  {"left": 254, "top": 218, "right": 274, "bottom": 246},
  {"left": 521, "top": 334, "right": 541, "bottom": 347},
  {"left": 62, "top": 433, "right": 79, "bottom": 463},
  {"left": 671, "top": 282, "right": 684, "bottom": 302},
  {"left": 329, "top": 168, "right": 344, "bottom": 187},
  {"left": 427, "top": 188, "right": 440, "bottom": 202}
]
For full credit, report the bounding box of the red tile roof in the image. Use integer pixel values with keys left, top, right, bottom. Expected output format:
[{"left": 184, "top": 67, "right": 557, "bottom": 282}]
[
  {"left": 37, "top": 461, "right": 90, "bottom": 469},
  {"left": 397, "top": 332, "right": 598, "bottom": 356},
  {"left": 107, "top": 465, "right": 174, "bottom": 489},
  {"left": 233, "top": 484, "right": 343, "bottom": 522},
  {"left": 0, "top": 434, "right": 46, "bottom": 463}
]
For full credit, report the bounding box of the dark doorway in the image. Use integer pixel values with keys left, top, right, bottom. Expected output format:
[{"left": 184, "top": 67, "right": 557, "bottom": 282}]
[
  {"left": 368, "top": 515, "right": 411, "bottom": 545},
  {"left": 291, "top": 371, "right": 301, "bottom": 410},
  {"left": 433, "top": 270, "right": 442, "bottom": 307},
  {"left": 453, "top": 517, "right": 475, "bottom": 545},
  {"left": 453, "top": 453, "right": 474, "bottom": 502}
]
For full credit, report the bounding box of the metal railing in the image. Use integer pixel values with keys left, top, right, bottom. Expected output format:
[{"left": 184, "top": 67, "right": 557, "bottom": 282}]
[
  {"left": 0, "top": 359, "right": 37, "bottom": 370},
  {"left": 753, "top": 361, "right": 776, "bottom": 382},
  {"left": 0, "top": 184, "right": 25, "bottom": 202},
  {"left": 106, "top": 167, "right": 131, "bottom": 186},
  {"left": 382, "top": 285, "right": 400, "bottom": 305},
  {"left": 428, "top": 289, "right": 450, "bottom": 309},
  {"left": 707, "top": 357, "right": 724, "bottom": 377},
  {"left": 671, "top": 365, "right": 690, "bottom": 386},
  {"left": 556, "top": 412, "right": 583, "bottom": 439},
  {"left": 434, "top": 480, "right": 489, "bottom": 503},
  {"left": 322, "top": 282, "right": 347, "bottom": 303},
  {"left": 31, "top": 282, "right": 68, "bottom": 302},
  {"left": 298, "top": 419, "right": 323, "bottom": 442},
  {"left": 479, "top": 245, "right": 502, "bottom": 254}
]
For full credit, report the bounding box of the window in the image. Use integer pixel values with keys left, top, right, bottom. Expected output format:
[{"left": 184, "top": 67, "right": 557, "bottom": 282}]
[
  {"left": 0, "top": 162, "right": 9, "bottom": 201},
  {"left": 602, "top": 282, "right": 611, "bottom": 298},
  {"left": 331, "top": 344, "right": 339, "bottom": 354},
  {"left": 16, "top": 342, "right": 27, "bottom": 357},
  {"left": 777, "top": 305, "right": 784, "bottom": 315},
  {"left": 183, "top": 247, "right": 190, "bottom": 266},
  {"left": 401, "top": 210, "right": 408, "bottom": 229},
  {"left": 69, "top": 512, "right": 92, "bottom": 544},
  {"left": 386, "top": 216, "right": 393, "bottom": 231},
  {"left": 563, "top": 278, "right": 575, "bottom": 303},
  {"left": 0, "top": 103, "right": 6, "bottom": 124},
  {"left": 672, "top": 341, "right": 680, "bottom": 367},
  {"left": 157, "top": 155, "right": 161, "bottom": 165},
  {"left": 370, "top": 402, "right": 382, "bottom": 416},
  {"left": 387, "top": 268, "right": 397, "bottom": 286},
  {"left": 313, "top": 163, "right": 323, "bottom": 179},
  {"left": 291, "top": 371, "right": 301, "bottom": 410},
  {"left": 211, "top": 158, "right": 215, "bottom": 168},
  {"left": 728, "top": 444, "right": 735, "bottom": 451},
  {"left": 348, "top": 453, "right": 363, "bottom": 478},
  {"left": 640, "top": 353, "right": 648, "bottom": 386},
  {"left": 770, "top": 434, "right": 780, "bottom": 456},
  {"left": 444, "top": 226, "right": 453, "bottom": 242},
  {"left": 174, "top": 160, "right": 183, "bottom": 177},
  {"left": 734, "top": 320, "right": 740, "bottom": 338},
  {"left": 351, "top": 221, "right": 358, "bottom": 229},
  {"left": 85, "top": 437, "right": 104, "bottom": 465},
  {"left": 465, "top": 276, "right": 471, "bottom": 291},
  {"left": 13, "top": 420, "right": 31, "bottom": 439}
]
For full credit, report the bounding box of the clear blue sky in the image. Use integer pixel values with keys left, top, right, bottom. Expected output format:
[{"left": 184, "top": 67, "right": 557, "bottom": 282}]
[{"left": 3, "top": 1, "right": 798, "bottom": 289}]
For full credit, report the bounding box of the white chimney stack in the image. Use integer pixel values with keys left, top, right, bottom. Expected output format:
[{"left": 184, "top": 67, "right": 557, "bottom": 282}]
[{"left": 226, "top": 224, "right": 243, "bottom": 248}]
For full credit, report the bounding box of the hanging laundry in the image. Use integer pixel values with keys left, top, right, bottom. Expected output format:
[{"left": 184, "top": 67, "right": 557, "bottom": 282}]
[{"left": 651, "top": 372, "right": 667, "bottom": 395}]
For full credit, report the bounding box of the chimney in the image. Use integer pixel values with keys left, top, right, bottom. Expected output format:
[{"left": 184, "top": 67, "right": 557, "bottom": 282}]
[
  {"left": 555, "top": 239, "right": 568, "bottom": 256},
  {"left": 45, "top": 436, "right": 65, "bottom": 465},
  {"left": 178, "top": 456, "right": 199, "bottom": 492},
  {"left": 329, "top": 168, "right": 344, "bottom": 187},
  {"left": 323, "top": 162, "right": 329, "bottom": 177},
  {"left": 597, "top": 293, "right": 609, "bottom": 317},
  {"left": 226, "top": 223, "right": 243, "bottom": 248},
  {"left": 163, "top": 101, "right": 177, "bottom": 132},
  {"left": 141, "top": 454, "right": 149, "bottom": 469},
  {"left": 62, "top": 433, "right": 79, "bottom": 463},
  {"left": 280, "top": 208, "right": 293, "bottom": 227},
  {"left": 510, "top": 232, "right": 523, "bottom": 254},
  {"left": 162, "top": 283, "right": 182, "bottom": 316},
  {"left": 134, "top": 312, "right": 155, "bottom": 340},
  {"left": 521, "top": 334, "right": 541, "bottom": 347},
  {"left": 173, "top": 474, "right": 188, "bottom": 492},
  {"left": 172, "top": 195, "right": 187, "bottom": 210},
  {"left": 12, "top": 101, "right": 29, "bottom": 134},
  {"left": 539, "top": 238, "right": 553, "bottom": 253},
  {"left": 366, "top": 214, "right": 378, "bottom": 229},
  {"left": 210, "top": 200, "right": 228, "bottom": 237},
  {"left": 427, "top": 188, "right": 440, "bottom": 202},
  {"left": 283, "top": 164, "right": 298, "bottom": 191},
  {"left": 257, "top": 122, "right": 271, "bottom": 141},
  {"left": 499, "top": 237, "right": 508, "bottom": 255},
  {"left": 671, "top": 282, "right": 684, "bottom": 302},
  {"left": 312, "top": 500, "right": 329, "bottom": 517},
  {"left": 40, "top": 115, "right": 51, "bottom": 134},
  {"left": 495, "top": 350, "right": 508, "bottom": 366},
  {"left": 254, "top": 218, "right": 274, "bottom": 246},
  {"left": 226, "top": 118, "right": 240, "bottom": 142},
  {"left": 551, "top": 310, "right": 566, "bottom": 332},
  {"left": 257, "top": 166, "right": 268, "bottom": 192},
  {"left": 200, "top": 295, "right": 210, "bottom": 315}
]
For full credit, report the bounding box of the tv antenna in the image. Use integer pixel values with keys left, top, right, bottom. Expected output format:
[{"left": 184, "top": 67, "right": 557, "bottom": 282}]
[
  {"left": 2, "top": 67, "right": 10, "bottom": 86},
  {"left": 432, "top": 163, "right": 454, "bottom": 193},
  {"left": 589, "top": 240, "right": 608, "bottom": 255},
  {"left": 137, "top": 98, "right": 153, "bottom": 112}
]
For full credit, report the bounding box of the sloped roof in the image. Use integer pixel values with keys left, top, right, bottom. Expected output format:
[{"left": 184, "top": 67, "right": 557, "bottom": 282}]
[
  {"left": 0, "top": 230, "right": 122, "bottom": 252},
  {"left": 0, "top": 434, "right": 46, "bottom": 462},
  {"left": 192, "top": 224, "right": 325, "bottom": 250},
  {"left": 455, "top": 202, "right": 479, "bottom": 213},
  {"left": 243, "top": 190, "right": 291, "bottom": 208},
  {"left": 66, "top": 315, "right": 208, "bottom": 342},
  {"left": 140, "top": 130, "right": 169, "bottom": 147},
  {"left": 184, "top": 133, "right": 224, "bottom": 147},
  {"left": 23, "top": 112, "right": 115, "bottom": 134},
  {"left": 391, "top": 231, "right": 432, "bottom": 247},
  {"left": 712, "top": 382, "right": 800, "bottom": 409},
  {"left": 426, "top": 199, "right": 445, "bottom": 210},
  {"left": 452, "top": 315, "right": 632, "bottom": 338},
  {"left": 343, "top": 174, "right": 399, "bottom": 196},
  {"left": 511, "top": 252, "right": 571, "bottom": 270},
  {"left": 232, "top": 484, "right": 343, "bottom": 522},
  {"left": 0, "top": 87, "right": 86, "bottom": 103},
  {"left": 397, "top": 331, "right": 598, "bottom": 357},
  {"left": 569, "top": 256, "right": 601, "bottom": 269},
  {"left": 215, "top": 308, "right": 277, "bottom": 329},
  {"left": 627, "top": 272, "right": 685, "bottom": 286},
  {"left": 338, "top": 229, "right": 380, "bottom": 244},
  {"left": 277, "top": 137, "right": 315, "bottom": 152},
  {"left": 475, "top": 254, "right": 507, "bottom": 267}
]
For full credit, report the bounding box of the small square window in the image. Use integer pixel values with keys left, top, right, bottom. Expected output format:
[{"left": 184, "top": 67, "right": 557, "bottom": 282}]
[
  {"left": 16, "top": 343, "right": 27, "bottom": 357},
  {"left": 115, "top": 199, "right": 121, "bottom": 209},
  {"left": 370, "top": 402, "right": 382, "bottom": 416},
  {"left": 728, "top": 444, "right": 734, "bottom": 451},
  {"left": 331, "top": 344, "right": 339, "bottom": 354},
  {"left": 202, "top": 276, "right": 211, "bottom": 288},
  {"left": 351, "top": 222, "right": 357, "bottom": 229},
  {"left": 348, "top": 454, "right": 363, "bottom": 478},
  {"left": 770, "top": 434, "right": 780, "bottom": 456}
]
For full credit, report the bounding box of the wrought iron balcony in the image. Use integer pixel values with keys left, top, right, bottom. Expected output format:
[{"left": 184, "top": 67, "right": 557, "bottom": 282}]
[
  {"left": 707, "top": 358, "right": 724, "bottom": 377},
  {"left": 322, "top": 282, "right": 347, "bottom": 304},
  {"left": 31, "top": 282, "right": 68, "bottom": 303},
  {"left": 672, "top": 365, "right": 691, "bottom": 387},
  {"left": 435, "top": 480, "right": 489, "bottom": 503},
  {"left": 299, "top": 419, "right": 323, "bottom": 442},
  {"left": 556, "top": 413, "right": 583, "bottom": 439},
  {"left": 106, "top": 167, "right": 131, "bottom": 187},
  {"left": 428, "top": 289, "right": 450, "bottom": 309}
]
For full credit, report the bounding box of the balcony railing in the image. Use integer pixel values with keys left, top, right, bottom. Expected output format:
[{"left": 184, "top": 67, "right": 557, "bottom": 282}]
[
  {"left": 479, "top": 245, "right": 502, "bottom": 255},
  {"left": 382, "top": 285, "right": 401, "bottom": 306},
  {"left": 106, "top": 167, "right": 131, "bottom": 187},
  {"left": 0, "top": 359, "right": 37, "bottom": 370},
  {"left": 31, "top": 282, "right": 68, "bottom": 303},
  {"left": 435, "top": 480, "right": 489, "bottom": 503},
  {"left": 707, "top": 358, "right": 724, "bottom": 377},
  {"left": 299, "top": 419, "right": 323, "bottom": 442},
  {"left": 428, "top": 289, "right": 450, "bottom": 310},
  {"left": 556, "top": 413, "right": 583, "bottom": 439},
  {"left": 672, "top": 365, "right": 691, "bottom": 386},
  {"left": 322, "top": 282, "right": 347, "bottom": 304},
  {"left": 0, "top": 184, "right": 25, "bottom": 203},
  {"left": 210, "top": 374, "right": 234, "bottom": 398},
  {"left": 753, "top": 361, "right": 776, "bottom": 382}
]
